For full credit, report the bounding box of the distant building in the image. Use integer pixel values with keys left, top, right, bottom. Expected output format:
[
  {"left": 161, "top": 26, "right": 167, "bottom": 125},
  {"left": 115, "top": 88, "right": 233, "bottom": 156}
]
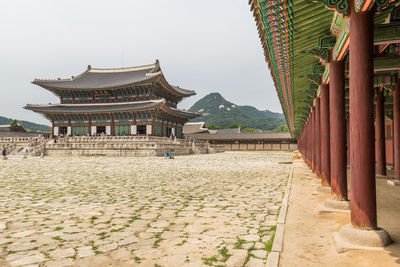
[
  {"left": 186, "top": 128, "right": 296, "bottom": 151},
  {"left": 25, "top": 60, "right": 199, "bottom": 137},
  {"left": 213, "top": 128, "right": 241, "bottom": 134},
  {"left": 183, "top": 122, "right": 210, "bottom": 134},
  {"left": 0, "top": 123, "right": 26, "bottom": 133}
]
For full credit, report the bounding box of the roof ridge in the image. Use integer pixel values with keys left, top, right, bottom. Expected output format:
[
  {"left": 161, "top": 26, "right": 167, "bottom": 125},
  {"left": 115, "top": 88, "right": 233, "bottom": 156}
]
[
  {"left": 32, "top": 60, "right": 160, "bottom": 83},
  {"left": 90, "top": 63, "right": 157, "bottom": 73},
  {"left": 25, "top": 99, "right": 166, "bottom": 108}
]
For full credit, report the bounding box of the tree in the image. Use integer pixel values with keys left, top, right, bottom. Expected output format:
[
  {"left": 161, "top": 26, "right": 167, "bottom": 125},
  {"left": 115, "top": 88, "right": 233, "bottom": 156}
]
[
  {"left": 9, "top": 120, "right": 20, "bottom": 132},
  {"left": 227, "top": 123, "right": 243, "bottom": 129},
  {"left": 242, "top": 128, "right": 259, "bottom": 132},
  {"left": 207, "top": 125, "right": 223, "bottom": 130},
  {"left": 271, "top": 124, "right": 289, "bottom": 132}
]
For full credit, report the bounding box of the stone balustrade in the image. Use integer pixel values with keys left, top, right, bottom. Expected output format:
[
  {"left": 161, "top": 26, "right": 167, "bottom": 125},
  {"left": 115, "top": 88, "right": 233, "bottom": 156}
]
[
  {"left": 0, "top": 135, "right": 223, "bottom": 157},
  {"left": 46, "top": 142, "right": 157, "bottom": 150},
  {"left": 0, "top": 137, "right": 39, "bottom": 143},
  {"left": 55, "top": 135, "right": 180, "bottom": 144}
]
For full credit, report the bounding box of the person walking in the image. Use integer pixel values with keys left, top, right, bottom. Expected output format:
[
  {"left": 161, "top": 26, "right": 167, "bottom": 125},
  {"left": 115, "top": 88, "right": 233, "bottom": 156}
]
[{"left": 2, "top": 147, "right": 7, "bottom": 160}]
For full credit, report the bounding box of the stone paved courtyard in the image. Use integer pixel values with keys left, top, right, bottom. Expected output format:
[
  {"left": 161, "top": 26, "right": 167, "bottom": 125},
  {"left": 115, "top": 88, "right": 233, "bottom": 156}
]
[{"left": 0, "top": 152, "right": 292, "bottom": 267}]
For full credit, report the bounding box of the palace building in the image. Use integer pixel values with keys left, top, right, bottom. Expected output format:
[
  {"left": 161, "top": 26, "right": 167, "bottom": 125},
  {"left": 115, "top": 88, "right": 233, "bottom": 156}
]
[{"left": 25, "top": 60, "right": 199, "bottom": 138}]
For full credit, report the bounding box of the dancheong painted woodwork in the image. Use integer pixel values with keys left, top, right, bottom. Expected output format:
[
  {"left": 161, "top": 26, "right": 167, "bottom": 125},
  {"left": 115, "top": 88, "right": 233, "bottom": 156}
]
[{"left": 25, "top": 60, "right": 200, "bottom": 137}]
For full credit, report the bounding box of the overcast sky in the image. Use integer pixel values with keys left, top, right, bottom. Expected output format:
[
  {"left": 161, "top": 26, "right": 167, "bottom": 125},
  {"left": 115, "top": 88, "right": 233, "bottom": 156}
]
[{"left": 0, "top": 0, "right": 281, "bottom": 125}]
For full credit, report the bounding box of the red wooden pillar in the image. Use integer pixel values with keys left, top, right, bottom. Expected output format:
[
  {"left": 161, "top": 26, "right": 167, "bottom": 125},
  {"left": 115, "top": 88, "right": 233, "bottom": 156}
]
[
  {"left": 316, "top": 97, "right": 321, "bottom": 177},
  {"left": 263, "top": 139, "right": 265, "bottom": 150},
  {"left": 51, "top": 122, "right": 54, "bottom": 138},
  {"left": 111, "top": 119, "right": 115, "bottom": 136},
  {"left": 320, "top": 84, "right": 330, "bottom": 186},
  {"left": 88, "top": 120, "right": 92, "bottom": 136},
  {"left": 312, "top": 106, "right": 316, "bottom": 172},
  {"left": 394, "top": 79, "right": 400, "bottom": 181},
  {"left": 376, "top": 88, "right": 386, "bottom": 176},
  {"left": 152, "top": 120, "right": 155, "bottom": 136},
  {"left": 330, "top": 56, "right": 347, "bottom": 200},
  {"left": 349, "top": 5, "right": 376, "bottom": 229},
  {"left": 288, "top": 139, "right": 290, "bottom": 150},
  {"left": 306, "top": 114, "right": 312, "bottom": 168},
  {"left": 279, "top": 140, "right": 282, "bottom": 150}
]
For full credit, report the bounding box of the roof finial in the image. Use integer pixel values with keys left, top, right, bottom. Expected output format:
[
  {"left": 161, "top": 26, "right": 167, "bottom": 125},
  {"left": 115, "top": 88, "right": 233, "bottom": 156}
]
[{"left": 87, "top": 65, "right": 92, "bottom": 71}]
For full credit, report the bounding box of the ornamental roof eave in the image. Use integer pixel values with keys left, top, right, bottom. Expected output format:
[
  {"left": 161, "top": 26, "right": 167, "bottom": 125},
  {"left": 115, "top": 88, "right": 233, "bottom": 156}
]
[
  {"left": 32, "top": 60, "right": 196, "bottom": 97},
  {"left": 162, "top": 106, "right": 201, "bottom": 119},
  {"left": 24, "top": 99, "right": 166, "bottom": 114},
  {"left": 24, "top": 98, "right": 200, "bottom": 120}
]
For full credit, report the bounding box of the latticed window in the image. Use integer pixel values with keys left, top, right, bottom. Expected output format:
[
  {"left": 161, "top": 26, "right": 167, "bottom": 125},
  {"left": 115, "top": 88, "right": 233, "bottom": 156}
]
[{"left": 386, "top": 125, "right": 392, "bottom": 139}]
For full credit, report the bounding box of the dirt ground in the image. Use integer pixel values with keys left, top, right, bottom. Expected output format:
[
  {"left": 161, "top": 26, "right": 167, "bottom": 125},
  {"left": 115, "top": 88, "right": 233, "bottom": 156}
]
[{"left": 280, "top": 160, "right": 400, "bottom": 267}]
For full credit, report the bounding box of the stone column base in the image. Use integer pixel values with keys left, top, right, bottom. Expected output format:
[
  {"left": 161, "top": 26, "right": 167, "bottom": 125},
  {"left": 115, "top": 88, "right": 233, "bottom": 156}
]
[
  {"left": 376, "top": 174, "right": 388, "bottom": 179},
  {"left": 316, "top": 186, "right": 331, "bottom": 193},
  {"left": 333, "top": 224, "right": 392, "bottom": 253},
  {"left": 319, "top": 199, "right": 350, "bottom": 214},
  {"left": 387, "top": 179, "right": 400, "bottom": 186}
]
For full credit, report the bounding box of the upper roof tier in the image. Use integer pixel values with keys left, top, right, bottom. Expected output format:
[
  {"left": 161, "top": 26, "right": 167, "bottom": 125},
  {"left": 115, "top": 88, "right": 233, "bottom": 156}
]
[
  {"left": 24, "top": 99, "right": 200, "bottom": 119},
  {"left": 32, "top": 60, "right": 196, "bottom": 97}
]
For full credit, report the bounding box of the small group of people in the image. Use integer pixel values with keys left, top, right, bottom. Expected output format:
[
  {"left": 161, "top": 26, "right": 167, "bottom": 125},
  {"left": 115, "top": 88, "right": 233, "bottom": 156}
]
[
  {"left": 2, "top": 147, "right": 7, "bottom": 160},
  {"left": 164, "top": 149, "right": 174, "bottom": 159}
]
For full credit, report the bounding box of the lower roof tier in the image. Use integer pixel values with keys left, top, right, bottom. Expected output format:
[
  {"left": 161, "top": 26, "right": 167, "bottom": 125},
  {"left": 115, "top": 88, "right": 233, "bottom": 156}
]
[{"left": 24, "top": 99, "right": 200, "bottom": 121}]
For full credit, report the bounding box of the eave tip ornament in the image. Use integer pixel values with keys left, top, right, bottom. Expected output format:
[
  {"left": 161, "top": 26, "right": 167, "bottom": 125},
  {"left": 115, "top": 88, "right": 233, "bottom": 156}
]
[
  {"left": 321, "top": 0, "right": 393, "bottom": 15},
  {"left": 321, "top": 0, "right": 349, "bottom": 16}
]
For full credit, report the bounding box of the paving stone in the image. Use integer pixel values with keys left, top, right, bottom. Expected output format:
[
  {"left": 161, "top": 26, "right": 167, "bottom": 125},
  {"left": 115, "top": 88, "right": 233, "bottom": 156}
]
[
  {"left": 0, "top": 152, "right": 291, "bottom": 266},
  {"left": 77, "top": 246, "right": 94, "bottom": 258},
  {"left": 8, "top": 253, "right": 46, "bottom": 267},
  {"left": 0, "top": 238, "right": 11, "bottom": 246},
  {"left": 49, "top": 248, "right": 75, "bottom": 259},
  {"left": 0, "top": 221, "right": 6, "bottom": 230},
  {"left": 225, "top": 249, "right": 248, "bottom": 267},
  {"left": 7, "top": 242, "right": 39, "bottom": 252},
  {"left": 242, "top": 242, "right": 254, "bottom": 250},
  {"left": 118, "top": 236, "right": 139, "bottom": 246},
  {"left": 11, "top": 230, "right": 36, "bottom": 238},
  {"left": 254, "top": 242, "right": 265, "bottom": 249},
  {"left": 150, "top": 220, "right": 169, "bottom": 228},
  {"left": 246, "top": 257, "right": 265, "bottom": 267},
  {"left": 45, "top": 258, "right": 74, "bottom": 267},
  {"left": 251, "top": 250, "right": 267, "bottom": 259},
  {"left": 98, "top": 242, "right": 118, "bottom": 253},
  {"left": 262, "top": 235, "right": 272, "bottom": 243},
  {"left": 241, "top": 234, "right": 259, "bottom": 242}
]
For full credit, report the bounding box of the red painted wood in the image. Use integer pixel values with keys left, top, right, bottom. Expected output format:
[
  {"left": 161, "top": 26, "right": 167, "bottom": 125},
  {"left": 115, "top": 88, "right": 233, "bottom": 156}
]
[
  {"left": 375, "top": 88, "right": 386, "bottom": 176},
  {"left": 394, "top": 79, "right": 400, "bottom": 180},
  {"left": 312, "top": 106, "right": 316, "bottom": 172},
  {"left": 349, "top": 6, "right": 376, "bottom": 229},
  {"left": 316, "top": 97, "right": 321, "bottom": 178},
  {"left": 329, "top": 58, "right": 347, "bottom": 200},
  {"left": 385, "top": 120, "right": 394, "bottom": 165},
  {"left": 320, "top": 84, "right": 330, "bottom": 186}
]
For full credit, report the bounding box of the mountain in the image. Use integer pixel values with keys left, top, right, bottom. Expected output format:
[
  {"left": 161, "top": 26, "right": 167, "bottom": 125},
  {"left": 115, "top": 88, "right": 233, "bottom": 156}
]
[
  {"left": 188, "top": 93, "right": 286, "bottom": 131},
  {"left": 0, "top": 116, "right": 50, "bottom": 132}
]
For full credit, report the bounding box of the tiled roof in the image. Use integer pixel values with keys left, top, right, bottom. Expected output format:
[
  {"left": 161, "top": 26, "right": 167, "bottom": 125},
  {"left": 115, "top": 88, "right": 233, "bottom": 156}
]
[
  {"left": 186, "top": 132, "right": 292, "bottom": 140},
  {"left": 32, "top": 60, "right": 196, "bottom": 97},
  {"left": 183, "top": 122, "right": 210, "bottom": 134},
  {"left": 24, "top": 100, "right": 165, "bottom": 114}
]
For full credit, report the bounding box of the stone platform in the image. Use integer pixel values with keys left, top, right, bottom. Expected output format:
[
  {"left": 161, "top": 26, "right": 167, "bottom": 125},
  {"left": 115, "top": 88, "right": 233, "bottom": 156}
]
[{"left": 1, "top": 136, "right": 225, "bottom": 157}]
